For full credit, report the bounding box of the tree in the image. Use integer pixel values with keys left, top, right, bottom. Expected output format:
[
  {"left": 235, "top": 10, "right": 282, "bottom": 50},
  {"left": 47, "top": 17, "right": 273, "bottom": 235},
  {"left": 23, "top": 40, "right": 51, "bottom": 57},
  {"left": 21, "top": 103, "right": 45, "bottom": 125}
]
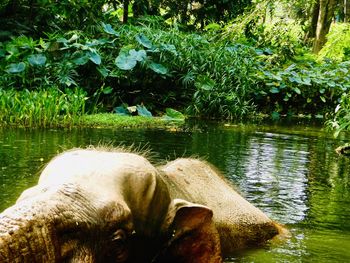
[
  {"left": 313, "top": 0, "right": 337, "bottom": 53},
  {"left": 123, "top": 0, "right": 129, "bottom": 23},
  {"left": 344, "top": 0, "right": 350, "bottom": 22},
  {"left": 307, "top": 1, "right": 321, "bottom": 41},
  {"left": 159, "top": 0, "right": 253, "bottom": 28}
]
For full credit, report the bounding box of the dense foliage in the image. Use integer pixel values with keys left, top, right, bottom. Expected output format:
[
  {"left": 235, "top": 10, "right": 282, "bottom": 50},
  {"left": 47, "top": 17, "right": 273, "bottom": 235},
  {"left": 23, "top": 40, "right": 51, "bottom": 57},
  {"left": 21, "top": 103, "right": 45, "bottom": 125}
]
[{"left": 0, "top": 0, "right": 350, "bottom": 130}]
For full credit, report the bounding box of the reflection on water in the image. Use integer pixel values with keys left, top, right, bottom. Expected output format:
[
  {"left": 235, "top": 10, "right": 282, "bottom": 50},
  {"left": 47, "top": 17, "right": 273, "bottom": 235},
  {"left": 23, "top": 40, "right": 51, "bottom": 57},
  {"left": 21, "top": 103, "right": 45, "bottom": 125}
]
[
  {"left": 228, "top": 132, "right": 309, "bottom": 224},
  {"left": 0, "top": 124, "right": 349, "bottom": 262}
]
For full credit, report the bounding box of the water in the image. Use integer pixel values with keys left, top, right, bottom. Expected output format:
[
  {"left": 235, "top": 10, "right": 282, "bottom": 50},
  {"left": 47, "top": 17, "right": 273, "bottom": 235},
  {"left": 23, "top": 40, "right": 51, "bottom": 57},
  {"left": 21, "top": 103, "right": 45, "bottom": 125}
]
[{"left": 0, "top": 123, "right": 350, "bottom": 262}]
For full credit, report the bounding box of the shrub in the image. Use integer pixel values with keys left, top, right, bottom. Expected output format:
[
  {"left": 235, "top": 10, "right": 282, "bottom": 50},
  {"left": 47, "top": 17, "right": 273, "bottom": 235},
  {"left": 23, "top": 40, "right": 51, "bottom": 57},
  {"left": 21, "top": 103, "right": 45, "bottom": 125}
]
[
  {"left": 318, "top": 23, "right": 350, "bottom": 62},
  {"left": 326, "top": 93, "right": 350, "bottom": 137}
]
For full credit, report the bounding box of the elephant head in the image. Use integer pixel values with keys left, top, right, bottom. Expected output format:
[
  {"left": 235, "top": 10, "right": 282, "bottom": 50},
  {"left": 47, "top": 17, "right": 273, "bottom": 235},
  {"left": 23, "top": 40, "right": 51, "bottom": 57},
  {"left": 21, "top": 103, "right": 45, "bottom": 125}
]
[
  {"left": 160, "top": 158, "right": 288, "bottom": 256},
  {"left": 0, "top": 149, "right": 222, "bottom": 262}
]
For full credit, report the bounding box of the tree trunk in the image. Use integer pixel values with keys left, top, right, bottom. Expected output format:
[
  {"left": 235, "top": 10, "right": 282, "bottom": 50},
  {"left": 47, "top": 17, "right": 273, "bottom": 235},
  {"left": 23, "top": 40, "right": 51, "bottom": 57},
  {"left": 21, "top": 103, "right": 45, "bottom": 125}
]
[
  {"left": 309, "top": 1, "right": 320, "bottom": 39},
  {"left": 123, "top": 0, "right": 129, "bottom": 24},
  {"left": 345, "top": 0, "right": 350, "bottom": 22},
  {"left": 313, "top": 0, "right": 337, "bottom": 53}
]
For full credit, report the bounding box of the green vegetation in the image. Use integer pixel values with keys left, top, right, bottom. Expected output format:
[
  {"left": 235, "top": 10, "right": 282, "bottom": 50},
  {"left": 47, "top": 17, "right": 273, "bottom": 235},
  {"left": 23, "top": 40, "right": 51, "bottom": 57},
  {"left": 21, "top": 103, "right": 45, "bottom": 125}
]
[
  {"left": 0, "top": 0, "right": 350, "bottom": 133},
  {"left": 81, "top": 114, "right": 184, "bottom": 129},
  {"left": 0, "top": 87, "right": 86, "bottom": 127}
]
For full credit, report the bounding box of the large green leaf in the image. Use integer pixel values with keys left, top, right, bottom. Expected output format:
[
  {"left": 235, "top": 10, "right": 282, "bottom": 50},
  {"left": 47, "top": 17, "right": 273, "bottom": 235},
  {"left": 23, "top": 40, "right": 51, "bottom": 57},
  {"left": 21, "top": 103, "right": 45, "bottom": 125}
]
[
  {"left": 135, "top": 34, "right": 153, "bottom": 49},
  {"left": 101, "top": 22, "right": 119, "bottom": 36},
  {"left": 57, "top": 38, "right": 68, "bottom": 43},
  {"left": 293, "top": 87, "right": 301, "bottom": 94},
  {"left": 148, "top": 62, "right": 168, "bottom": 75},
  {"left": 115, "top": 51, "right": 137, "bottom": 70},
  {"left": 195, "top": 76, "right": 215, "bottom": 91},
  {"left": 102, "top": 86, "right": 113, "bottom": 95},
  {"left": 129, "top": 49, "right": 147, "bottom": 62},
  {"left": 114, "top": 105, "right": 131, "bottom": 116},
  {"left": 73, "top": 55, "right": 90, "bottom": 65},
  {"left": 163, "top": 108, "right": 185, "bottom": 120},
  {"left": 136, "top": 105, "right": 152, "bottom": 117},
  {"left": 88, "top": 51, "right": 101, "bottom": 65},
  {"left": 6, "top": 62, "right": 26, "bottom": 73},
  {"left": 97, "top": 66, "right": 109, "bottom": 77},
  {"left": 27, "top": 54, "right": 46, "bottom": 66},
  {"left": 270, "top": 87, "right": 280, "bottom": 93}
]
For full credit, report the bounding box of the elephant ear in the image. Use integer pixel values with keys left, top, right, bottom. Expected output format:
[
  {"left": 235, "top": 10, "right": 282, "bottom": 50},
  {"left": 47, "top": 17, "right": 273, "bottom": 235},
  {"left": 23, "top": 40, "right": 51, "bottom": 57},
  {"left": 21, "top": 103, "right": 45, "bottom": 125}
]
[{"left": 156, "top": 199, "right": 222, "bottom": 263}]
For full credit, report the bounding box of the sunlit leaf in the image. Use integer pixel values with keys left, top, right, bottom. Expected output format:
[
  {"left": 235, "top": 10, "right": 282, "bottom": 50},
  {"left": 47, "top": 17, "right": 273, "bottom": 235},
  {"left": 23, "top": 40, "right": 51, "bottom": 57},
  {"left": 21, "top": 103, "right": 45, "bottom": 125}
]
[
  {"left": 86, "top": 38, "right": 110, "bottom": 47},
  {"left": 6, "top": 62, "right": 26, "bottom": 73},
  {"left": 129, "top": 49, "right": 147, "bottom": 62},
  {"left": 163, "top": 108, "right": 185, "bottom": 120},
  {"left": 303, "top": 77, "right": 311, "bottom": 85},
  {"left": 68, "top": 34, "right": 79, "bottom": 43},
  {"left": 101, "top": 22, "right": 119, "bottom": 36},
  {"left": 57, "top": 38, "right": 68, "bottom": 43},
  {"left": 102, "top": 86, "right": 113, "bottom": 95},
  {"left": 263, "top": 48, "right": 273, "bottom": 55},
  {"left": 114, "top": 105, "right": 130, "bottom": 116},
  {"left": 328, "top": 81, "right": 336, "bottom": 87},
  {"left": 73, "top": 55, "right": 89, "bottom": 65},
  {"left": 148, "top": 62, "right": 168, "bottom": 75},
  {"left": 115, "top": 51, "right": 137, "bottom": 70},
  {"left": 195, "top": 75, "right": 215, "bottom": 91},
  {"left": 88, "top": 51, "right": 101, "bottom": 65},
  {"left": 285, "top": 64, "right": 296, "bottom": 71},
  {"left": 335, "top": 104, "right": 341, "bottom": 113},
  {"left": 27, "top": 54, "right": 47, "bottom": 66},
  {"left": 127, "top": 106, "right": 137, "bottom": 113},
  {"left": 135, "top": 34, "right": 153, "bottom": 49},
  {"left": 293, "top": 87, "right": 301, "bottom": 94},
  {"left": 137, "top": 105, "right": 152, "bottom": 117},
  {"left": 270, "top": 87, "right": 279, "bottom": 93}
]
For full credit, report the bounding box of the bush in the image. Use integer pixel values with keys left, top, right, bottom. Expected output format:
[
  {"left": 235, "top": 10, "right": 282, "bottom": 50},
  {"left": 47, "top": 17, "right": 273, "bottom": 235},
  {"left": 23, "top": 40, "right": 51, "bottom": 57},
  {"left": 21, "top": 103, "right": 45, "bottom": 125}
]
[
  {"left": 1, "top": 16, "right": 349, "bottom": 121},
  {"left": 254, "top": 59, "right": 350, "bottom": 115},
  {"left": 318, "top": 23, "right": 350, "bottom": 62},
  {"left": 326, "top": 93, "right": 350, "bottom": 137}
]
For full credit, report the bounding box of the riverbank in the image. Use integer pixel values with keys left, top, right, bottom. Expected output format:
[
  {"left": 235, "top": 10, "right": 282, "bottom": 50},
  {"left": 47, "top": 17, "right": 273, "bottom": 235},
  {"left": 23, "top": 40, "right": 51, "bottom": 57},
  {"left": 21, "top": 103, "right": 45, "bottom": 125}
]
[
  {"left": 80, "top": 113, "right": 184, "bottom": 130},
  {"left": 0, "top": 113, "right": 185, "bottom": 130}
]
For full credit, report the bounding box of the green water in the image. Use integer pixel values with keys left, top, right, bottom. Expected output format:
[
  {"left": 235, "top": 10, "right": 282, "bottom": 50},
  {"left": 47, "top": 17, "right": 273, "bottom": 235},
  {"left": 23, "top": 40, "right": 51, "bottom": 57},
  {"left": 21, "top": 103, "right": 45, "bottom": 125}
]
[{"left": 0, "top": 123, "right": 349, "bottom": 262}]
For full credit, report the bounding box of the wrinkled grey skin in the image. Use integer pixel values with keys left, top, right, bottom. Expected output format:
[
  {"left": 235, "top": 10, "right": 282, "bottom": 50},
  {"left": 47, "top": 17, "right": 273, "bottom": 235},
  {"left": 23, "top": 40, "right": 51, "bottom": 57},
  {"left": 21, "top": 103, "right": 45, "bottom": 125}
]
[
  {"left": 0, "top": 148, "right": 286, "bottom": 262},
  {"left": 0, "top": 149, "right": 221, "bottom": 263},
  {"left": 160, "top": 158, "right": 287, "bottom": 256}
]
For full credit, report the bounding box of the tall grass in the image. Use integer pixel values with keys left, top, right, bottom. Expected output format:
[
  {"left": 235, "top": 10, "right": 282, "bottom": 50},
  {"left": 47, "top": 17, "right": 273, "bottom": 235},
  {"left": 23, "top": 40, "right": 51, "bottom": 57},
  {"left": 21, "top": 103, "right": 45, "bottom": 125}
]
[{"left": 0, "top": 87, "right": 87, "bottom": 127}]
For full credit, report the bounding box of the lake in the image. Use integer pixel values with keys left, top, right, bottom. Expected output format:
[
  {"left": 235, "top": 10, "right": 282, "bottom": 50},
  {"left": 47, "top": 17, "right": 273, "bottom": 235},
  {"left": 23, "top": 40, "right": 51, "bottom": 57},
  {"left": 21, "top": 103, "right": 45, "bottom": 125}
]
[{"left": 0, "top": 121, "right": 349, "bottom": 262}]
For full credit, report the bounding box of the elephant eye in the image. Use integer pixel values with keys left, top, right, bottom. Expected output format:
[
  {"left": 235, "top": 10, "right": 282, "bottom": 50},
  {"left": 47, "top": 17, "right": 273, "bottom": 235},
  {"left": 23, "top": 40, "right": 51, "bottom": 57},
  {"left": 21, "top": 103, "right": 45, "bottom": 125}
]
[
  {"left": 109, "top": 229, "right": 130, "bottom": 262},
  {"left": 112, "top": 229, "right": 127, "bottom": 246}
]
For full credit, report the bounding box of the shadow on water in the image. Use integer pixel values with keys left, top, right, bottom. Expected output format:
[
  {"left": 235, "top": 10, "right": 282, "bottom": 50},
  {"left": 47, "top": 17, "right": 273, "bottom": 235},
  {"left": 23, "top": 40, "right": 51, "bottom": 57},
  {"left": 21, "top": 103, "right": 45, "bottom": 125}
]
[{"left": 0, "top": 120, "right": 349, "bottom": 262}]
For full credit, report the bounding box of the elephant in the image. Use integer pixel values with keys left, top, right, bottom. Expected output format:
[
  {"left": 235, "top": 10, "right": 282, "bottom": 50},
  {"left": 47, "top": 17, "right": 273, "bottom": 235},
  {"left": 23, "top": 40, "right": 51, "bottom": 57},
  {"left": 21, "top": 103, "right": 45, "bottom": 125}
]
[
  {"left": 160, "top": 158, "right": 287, "bottom": 255},
  {"left": 0, "top": 147, "right": 286, "bottom": 262}
]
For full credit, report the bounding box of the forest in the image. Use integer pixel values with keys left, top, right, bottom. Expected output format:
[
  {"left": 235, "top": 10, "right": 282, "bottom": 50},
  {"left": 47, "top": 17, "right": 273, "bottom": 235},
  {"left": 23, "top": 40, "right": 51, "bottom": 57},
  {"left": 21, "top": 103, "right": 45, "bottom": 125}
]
[{"left": 0, "top": 0, "right": 350, "bottom": 134}]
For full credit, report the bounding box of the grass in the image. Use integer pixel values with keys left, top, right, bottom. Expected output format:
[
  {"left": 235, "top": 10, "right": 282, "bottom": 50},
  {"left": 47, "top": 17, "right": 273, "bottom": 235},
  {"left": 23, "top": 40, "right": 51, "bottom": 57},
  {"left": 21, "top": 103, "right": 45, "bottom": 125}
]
[
  {"left": 0, "top": 87, "right": 86, "bottom": 128},
  {"left": 0, "top": 88, "right": 185, "bottom": 130},
  {"left": 80, "top": 113, "right": 185, "bottom": 130}
]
